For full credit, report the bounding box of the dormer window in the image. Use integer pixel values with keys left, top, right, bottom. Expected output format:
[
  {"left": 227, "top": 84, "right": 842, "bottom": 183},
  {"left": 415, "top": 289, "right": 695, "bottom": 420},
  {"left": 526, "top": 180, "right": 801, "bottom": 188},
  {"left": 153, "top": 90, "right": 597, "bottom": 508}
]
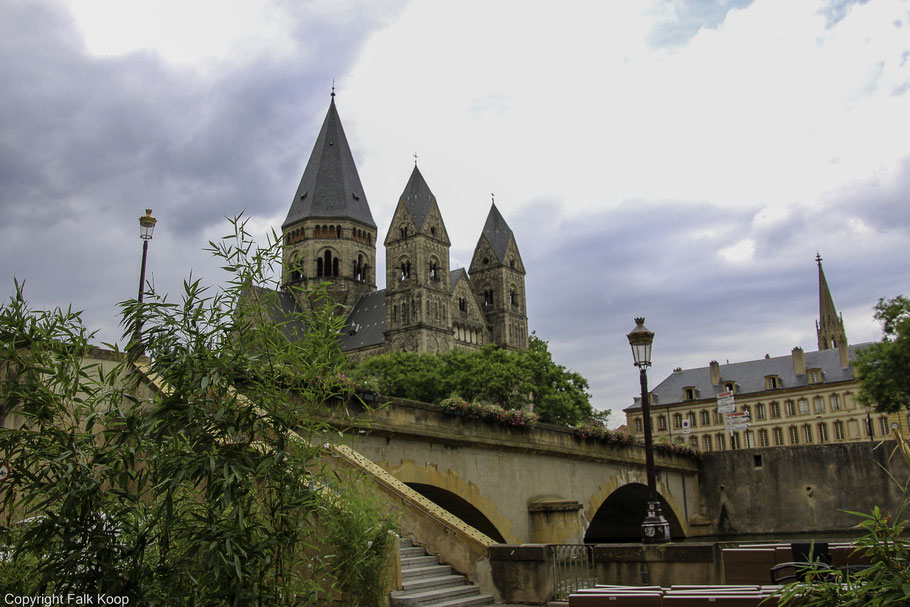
[
  {"left": 765, "top": 375, "right": 781, "bottom": 390},
  {"left": 724, "top": 382, "right": 736, "bottom": 393},
  {"left": 683, "top": 387, "right": 696, "bottom": 401},
  {"left": 458, "top": 298, "right": 466, "bottom": 312},
  {"left": 808, "top": 369, "right": 822, "bottom": 384}
]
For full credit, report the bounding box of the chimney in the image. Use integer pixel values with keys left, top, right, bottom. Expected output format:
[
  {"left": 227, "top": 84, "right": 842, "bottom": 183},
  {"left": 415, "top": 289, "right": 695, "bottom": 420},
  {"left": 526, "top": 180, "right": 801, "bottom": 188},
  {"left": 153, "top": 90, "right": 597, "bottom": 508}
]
[
  {"left": 709, "top": 360, "right": 721, "bottom": 385},
  {"left": 792, "top": 347, "right": 806, "bottom": 375},
  {"left": 838, "top": 341, "right": 850, "bottom": 369}
]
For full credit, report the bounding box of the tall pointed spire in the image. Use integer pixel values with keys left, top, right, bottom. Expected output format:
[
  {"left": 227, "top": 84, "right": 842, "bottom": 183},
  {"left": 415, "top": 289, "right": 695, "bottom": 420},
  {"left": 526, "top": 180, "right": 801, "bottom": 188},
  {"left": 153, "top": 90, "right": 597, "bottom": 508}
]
[
  {"left": 816, "top": 254, "right": 847, "bottom": 350},
  {"left": 478, "top": 202, "right": 514, "bottom": 263},
  {"left": 397, "top": 165, "right": 437, "bottom": 230},
  {"left": 282, "top": 93, "right": 375, "bottom": 230}
]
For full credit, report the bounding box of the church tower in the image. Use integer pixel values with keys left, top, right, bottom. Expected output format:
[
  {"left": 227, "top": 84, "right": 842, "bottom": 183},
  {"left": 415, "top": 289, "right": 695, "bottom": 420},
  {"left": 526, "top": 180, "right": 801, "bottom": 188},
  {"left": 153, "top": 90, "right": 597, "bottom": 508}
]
[
  {"left": 816, "top": 254, "right": 848, "bottom": 352},
  {"left": 383, "top": 166, "right": 454, "bottom": 353},
  {"left": 468, "top": 203, "right": 528, "bottom": 349},
  {"left": 281, "top": 93, "right": 377, "bottom": 308}
]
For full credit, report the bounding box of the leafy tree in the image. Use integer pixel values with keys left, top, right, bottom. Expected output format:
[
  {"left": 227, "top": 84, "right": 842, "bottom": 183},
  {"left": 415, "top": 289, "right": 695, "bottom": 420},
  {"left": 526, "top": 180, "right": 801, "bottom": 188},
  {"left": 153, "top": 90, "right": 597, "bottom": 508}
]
[
  {"left": 354, "top": 332, "right": 599, "bottom": 426},
  {"left": 0, "top": 217, "right": 395, "bottom": 604},
  {"left": 854, "top": 295, "right": 910, "bottom": 413}
]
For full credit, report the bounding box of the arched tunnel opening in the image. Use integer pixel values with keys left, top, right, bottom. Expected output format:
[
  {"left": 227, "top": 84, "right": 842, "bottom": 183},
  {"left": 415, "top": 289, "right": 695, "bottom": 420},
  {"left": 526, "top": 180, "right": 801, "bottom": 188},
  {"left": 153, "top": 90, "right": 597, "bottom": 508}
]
[
  {"left": 584, "top": 483, "right": 685, "bottom": 543},
  {"left": 406, "top": 482, "right": 506, "bottom": 543}
]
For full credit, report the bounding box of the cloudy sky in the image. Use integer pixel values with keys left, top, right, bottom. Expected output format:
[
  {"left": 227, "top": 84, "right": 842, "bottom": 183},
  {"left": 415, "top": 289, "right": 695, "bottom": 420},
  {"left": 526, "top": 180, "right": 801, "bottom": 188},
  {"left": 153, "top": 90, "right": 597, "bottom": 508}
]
[{"left": 2, "top": 0, "right": 909, "bottom": 424}]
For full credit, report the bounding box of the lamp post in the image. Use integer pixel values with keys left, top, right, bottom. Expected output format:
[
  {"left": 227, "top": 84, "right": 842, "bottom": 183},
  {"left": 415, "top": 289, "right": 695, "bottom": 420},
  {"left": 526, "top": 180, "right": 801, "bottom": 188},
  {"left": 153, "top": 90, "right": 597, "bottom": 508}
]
[
  {"left": 627, "top": 317, "right": 671, "bottom": 543},
  {"left": 133, "top": 209, "right": 157, "bottom": 351}
]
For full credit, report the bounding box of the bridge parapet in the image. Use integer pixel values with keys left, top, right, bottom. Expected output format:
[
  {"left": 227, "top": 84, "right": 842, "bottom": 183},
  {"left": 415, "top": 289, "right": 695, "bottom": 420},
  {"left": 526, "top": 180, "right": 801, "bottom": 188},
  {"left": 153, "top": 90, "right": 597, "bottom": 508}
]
[{"left": 323, "top": 396, "right": 699, "bottom": 472}]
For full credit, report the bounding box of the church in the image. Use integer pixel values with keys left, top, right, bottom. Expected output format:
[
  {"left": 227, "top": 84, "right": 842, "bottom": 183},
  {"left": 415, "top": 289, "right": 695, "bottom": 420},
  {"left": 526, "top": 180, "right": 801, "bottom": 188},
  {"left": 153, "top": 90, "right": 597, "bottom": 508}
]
[{"left": 277, "top": 93, "right": 529, "bottom": 361}]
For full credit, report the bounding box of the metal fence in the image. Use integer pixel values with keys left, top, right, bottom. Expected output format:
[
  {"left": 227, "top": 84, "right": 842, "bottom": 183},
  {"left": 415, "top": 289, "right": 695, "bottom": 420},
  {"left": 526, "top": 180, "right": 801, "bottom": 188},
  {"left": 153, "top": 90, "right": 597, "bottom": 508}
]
[{"left": 551, "top": 544, "right": 596, "bottom": 600}]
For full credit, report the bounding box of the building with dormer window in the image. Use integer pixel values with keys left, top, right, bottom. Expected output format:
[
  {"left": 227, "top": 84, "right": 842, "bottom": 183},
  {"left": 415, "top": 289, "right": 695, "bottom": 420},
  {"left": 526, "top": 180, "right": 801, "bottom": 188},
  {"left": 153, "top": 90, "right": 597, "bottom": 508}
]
[{"left": 624, "top": 256, "right": 900, "bottom": 450}]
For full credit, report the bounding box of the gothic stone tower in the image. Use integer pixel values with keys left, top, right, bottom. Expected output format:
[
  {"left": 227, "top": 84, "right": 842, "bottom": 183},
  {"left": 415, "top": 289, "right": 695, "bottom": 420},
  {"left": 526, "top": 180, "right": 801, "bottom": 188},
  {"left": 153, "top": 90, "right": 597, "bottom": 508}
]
[
  {"left": 383, "top": 166, "right": 454, "bottom": 353},
  {"left": 469, "top": 204, "right": 528, "bottom": 349},
  {"left": 281, "top": 94, "right": 377, "bottom": 308}
]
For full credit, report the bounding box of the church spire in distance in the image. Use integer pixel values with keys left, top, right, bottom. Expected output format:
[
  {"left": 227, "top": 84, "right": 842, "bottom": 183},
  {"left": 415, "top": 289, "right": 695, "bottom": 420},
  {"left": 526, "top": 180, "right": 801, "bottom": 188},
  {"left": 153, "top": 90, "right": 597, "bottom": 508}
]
[{"left": 816, "top": 253, "right": 847, "bottom": 351}]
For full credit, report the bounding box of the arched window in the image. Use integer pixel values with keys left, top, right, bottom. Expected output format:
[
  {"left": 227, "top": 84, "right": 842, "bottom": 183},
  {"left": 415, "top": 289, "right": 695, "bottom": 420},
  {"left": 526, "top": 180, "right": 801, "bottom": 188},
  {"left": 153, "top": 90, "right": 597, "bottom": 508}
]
[
  {"left": 703, "top": 435, "right": 713, "bottom": 451},
  {"left": 817, "top": 422, "right": 829, "bottom": 443},
  {"left": 701, "top": 409, "right": 710, "bottom": 426},
  {"left": 756, "top": 403, "right": 766, "bottom": 420},
  {"left": 744, "top": 431, "right": 755, "bottom": 448},
  {"left": 687, "top": 412, "right": 697, "bottom": 428},
  {"left": 483, "top": 289, "right": 493, "bottom": 307},
  {"left": 834, "top": 420, "right": 846, "bottom": 440},
  {"left": 336, "top": 225, "right": 342, "bottom": 238},
  {"left": 634, "top": 418, "right": 642, "bottom": 433},
  {"left": 673, "top": 413, "right": 683, "bottom": 429},
  {"left": 332, "top": 256, "right": 339, "bottom": 277},
  {"left": 802, "top": 424, "right": 813, "bottom": 443},
  {"left": 400, "top": 260, "right": 411, "bottom": 280},
  {"left": 509, "top": 288, "right": 518, "bottom": 306},
  {"left": 770, "top": 401, "right": 780, "bottom": 418},
  {"left": 429, "top": 259, "right": 439, "bottom": 281},
  {"left": 316, "top": 257, "right": 323, "bottom": 277},
  {"left": 813, "top": 396, "right": 825, "bottom": 414},
  {"left": 773, "top": 427, "right": 784, "bottom": 446},
  {"left": 716, "top": 433, "right": 727, "bottom": 450},
  {"left": 758, "top": 429, "right": 769, "bottom": 447},
  {"left": 323, "top": 250, "right": 332, "bottom": 277},
  {"left": 657, "top": 415, "right": 666, "bottom": 431},
  {"left": 789, "top": 426, "right": 799, "bottom": 445}
]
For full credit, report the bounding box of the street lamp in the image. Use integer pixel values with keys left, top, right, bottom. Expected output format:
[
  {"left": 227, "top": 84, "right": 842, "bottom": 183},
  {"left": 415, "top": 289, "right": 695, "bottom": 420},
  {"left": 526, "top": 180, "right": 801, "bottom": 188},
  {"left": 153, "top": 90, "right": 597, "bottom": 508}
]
[
  {"left": 132, "top": 209, "right": 157, "bottom": 352},
  {"left": 627, "top": 317, "right": 671, "bottom": 543},
  {"left": 138, "top": 209, "right": 157, "bottom": 302}
]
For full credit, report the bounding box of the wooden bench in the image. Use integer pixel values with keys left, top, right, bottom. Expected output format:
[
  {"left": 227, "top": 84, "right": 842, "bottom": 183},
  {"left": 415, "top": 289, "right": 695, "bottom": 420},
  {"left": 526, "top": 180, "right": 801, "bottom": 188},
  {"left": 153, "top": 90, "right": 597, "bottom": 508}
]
[{"left": 722, "top": 548, "right": 778, "bottom": 584}]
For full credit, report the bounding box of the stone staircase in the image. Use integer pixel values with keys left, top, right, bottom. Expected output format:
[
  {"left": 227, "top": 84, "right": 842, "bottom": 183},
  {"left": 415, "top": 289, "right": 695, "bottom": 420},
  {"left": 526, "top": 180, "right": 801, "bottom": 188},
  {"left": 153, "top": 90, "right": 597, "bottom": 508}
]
[{"left": 390, "top": 538, "right": 494, "bottom": 607}]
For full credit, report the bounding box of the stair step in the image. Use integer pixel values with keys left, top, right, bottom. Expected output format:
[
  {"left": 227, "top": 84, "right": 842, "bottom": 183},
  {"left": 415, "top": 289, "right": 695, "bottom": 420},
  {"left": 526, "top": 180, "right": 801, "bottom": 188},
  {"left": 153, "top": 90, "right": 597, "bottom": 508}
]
[
  {"left": 427, "top": 594, "right": 495, "bottom": 607},
  {"left": 402, "top": 555, "right": 439, "bottom": 568},
  {"left": 400, "top": 537, "right": 414, "bottom": 548},
  {"left": 390, "top": 583, "right": 480, "bottom": 606},
  {"left": 401, "top": 564, "right": 453, "bottom": 580},
  {"left": 402, "top": 573, "right": 468, "bottom": 592},
  {"left": 401, "top": 546, "right": 427, "bottom": 557}
]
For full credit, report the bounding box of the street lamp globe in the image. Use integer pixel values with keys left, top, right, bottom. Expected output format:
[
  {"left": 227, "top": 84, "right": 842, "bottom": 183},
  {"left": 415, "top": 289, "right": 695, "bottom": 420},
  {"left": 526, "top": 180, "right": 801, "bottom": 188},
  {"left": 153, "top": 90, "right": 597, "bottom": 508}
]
[
  {"left": 627, "top": 317, "right": 654, "bottom": 368},
  {"left": 139, "top": 209, "right": 157, "bottom": 241}
]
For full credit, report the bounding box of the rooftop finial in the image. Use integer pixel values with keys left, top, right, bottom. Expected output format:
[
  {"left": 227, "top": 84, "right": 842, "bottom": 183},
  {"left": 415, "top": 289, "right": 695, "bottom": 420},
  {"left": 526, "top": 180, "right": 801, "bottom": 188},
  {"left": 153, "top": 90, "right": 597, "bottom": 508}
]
[
  {"left": 331, "top": 79, "right": 335, "bottom": 99},
  {"left": 413, "top": 152, "right": 418, "bottom": 167},
  {"left": 816, "top": 252, "right": 822, "bottom": 266},
  {"left": 491, "top": 191, "right": 495, "bottom": 205}
]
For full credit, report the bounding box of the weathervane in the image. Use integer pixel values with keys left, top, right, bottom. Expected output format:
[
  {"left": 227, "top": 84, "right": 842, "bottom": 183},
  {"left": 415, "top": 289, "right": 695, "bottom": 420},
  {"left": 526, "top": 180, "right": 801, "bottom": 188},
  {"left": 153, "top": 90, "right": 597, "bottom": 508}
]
[
  {"left": 331, "top": 79, "right": 335, "bottom": 98},
  {"left": 414, "top": 153, "right": 419, "bottom": 167},
  {"left": 491, "top": 192, "right": 495, "bottom": 204}
]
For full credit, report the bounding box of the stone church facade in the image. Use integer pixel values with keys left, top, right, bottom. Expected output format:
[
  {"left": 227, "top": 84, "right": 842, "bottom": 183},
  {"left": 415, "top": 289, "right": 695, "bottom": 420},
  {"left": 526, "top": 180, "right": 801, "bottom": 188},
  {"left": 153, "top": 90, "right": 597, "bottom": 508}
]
[{"left": 278, "top": 94, "right": 529, "bottom": 360}]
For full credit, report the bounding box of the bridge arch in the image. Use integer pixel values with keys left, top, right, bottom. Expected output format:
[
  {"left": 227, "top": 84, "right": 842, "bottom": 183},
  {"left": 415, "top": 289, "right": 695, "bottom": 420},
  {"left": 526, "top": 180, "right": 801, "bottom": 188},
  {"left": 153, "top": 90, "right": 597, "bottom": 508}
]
[
  {"left": 381, "top": 458, "right": 518, "bottom": 543},
  {"left": 584, "top": 482, "right": 684, "bottom": 542},
  {"left": 407, "top": 483, "right": 505, "bottom": 543},
  {"left": 584, "top": 472, "right": 688, "bottom": 543}
]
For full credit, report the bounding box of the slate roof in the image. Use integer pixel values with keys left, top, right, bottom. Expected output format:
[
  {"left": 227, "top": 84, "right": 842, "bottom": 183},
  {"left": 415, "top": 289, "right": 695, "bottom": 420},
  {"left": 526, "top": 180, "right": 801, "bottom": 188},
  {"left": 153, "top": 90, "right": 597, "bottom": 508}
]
[
  {"left": 449, "top": 268, "right": 468, "bottom": 292},
  {"left": 283, "top": 97, "right": 376, "bottom": 230},
  {"left": 478, "top": 203, "right": 514, "bottom": 262},
  {"left": 398, "top": 166, "right": 437, "bottom": 230},
  {"left": 241, "top": 286, "right": 307, "bottom": 341},
  {"left": 625, "top": 343, "right": 873, "bottom": 412},
  {"left": 340, "top": 290, "right": 386, "bottom": 351}
]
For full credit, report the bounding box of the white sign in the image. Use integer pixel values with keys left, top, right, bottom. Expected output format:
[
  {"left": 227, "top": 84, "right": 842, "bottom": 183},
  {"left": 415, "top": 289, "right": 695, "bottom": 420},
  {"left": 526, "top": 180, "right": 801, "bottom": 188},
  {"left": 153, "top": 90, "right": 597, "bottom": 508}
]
[
  {"left": 681, "top": 419, "right": 691, "bottom": 435},
  {"left": 0, "top": 463, "right": 10, "bottom": 483},
  {"left": 727, "top": 422, "right": 750, "bottom": 431},
  {"left": 717, "top": 391, "right": 735, "bottom": 407},
  {"left": 717, "top": 404, "right": 735, "bottom": 414}
]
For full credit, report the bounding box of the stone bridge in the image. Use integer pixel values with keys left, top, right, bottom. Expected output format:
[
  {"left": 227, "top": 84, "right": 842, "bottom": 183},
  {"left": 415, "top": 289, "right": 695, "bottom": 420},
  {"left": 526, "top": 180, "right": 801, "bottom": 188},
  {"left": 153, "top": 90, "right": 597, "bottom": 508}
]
[{"left": 326, "top": 398, "right": 708, "bottom": 545}]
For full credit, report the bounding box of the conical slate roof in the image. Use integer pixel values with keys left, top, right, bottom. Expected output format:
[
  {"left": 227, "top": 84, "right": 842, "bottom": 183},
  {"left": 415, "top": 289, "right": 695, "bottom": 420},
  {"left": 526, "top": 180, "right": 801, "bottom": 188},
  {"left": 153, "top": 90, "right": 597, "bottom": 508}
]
[
  {"left": 397, "top": 165, "right": 436, "bottom": 230},
  {"left": 479, "top": 203, "right": 514, "bottom": 262},
  {"left": 283, "top": 97, "right": 375, "bottom": 230}
]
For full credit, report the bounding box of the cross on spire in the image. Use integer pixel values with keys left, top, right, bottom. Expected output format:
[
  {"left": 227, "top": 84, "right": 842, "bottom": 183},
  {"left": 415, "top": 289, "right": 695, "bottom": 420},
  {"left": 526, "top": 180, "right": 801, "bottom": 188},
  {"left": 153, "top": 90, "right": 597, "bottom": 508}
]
[
  {"left": 331, "top": 79, "right": 335, "bottom": 98},
  {"left": 491, "top": 192, "right": 495, "bottom": 205},
  {"left": 413, "top": 152, "right": 419, "bottom": 166}
]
